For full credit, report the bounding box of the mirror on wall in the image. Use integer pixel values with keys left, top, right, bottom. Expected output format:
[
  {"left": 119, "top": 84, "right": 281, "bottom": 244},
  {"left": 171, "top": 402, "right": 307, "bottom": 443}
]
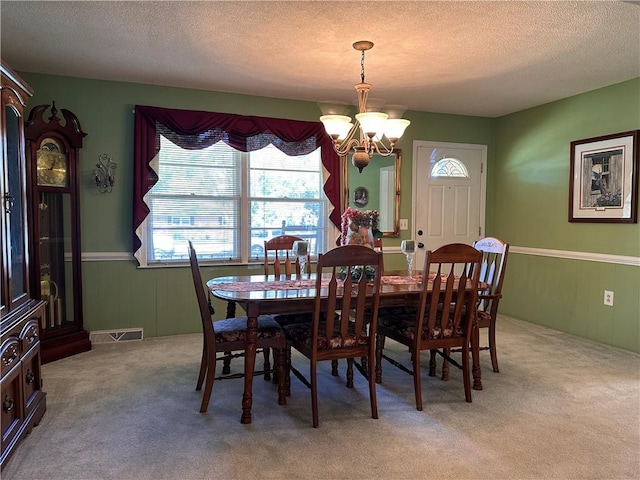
[{"left": 342, "top": 149, "right": 401, "bottom": 237}]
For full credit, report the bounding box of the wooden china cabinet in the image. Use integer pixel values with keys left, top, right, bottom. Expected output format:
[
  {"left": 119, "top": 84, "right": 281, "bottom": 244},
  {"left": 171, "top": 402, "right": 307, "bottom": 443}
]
[
  {"left": 1, "top": 61, "right": 47, "bottom": 469},
  {"left": 25, "top": 102, "right": 91, "bottom": 364}
]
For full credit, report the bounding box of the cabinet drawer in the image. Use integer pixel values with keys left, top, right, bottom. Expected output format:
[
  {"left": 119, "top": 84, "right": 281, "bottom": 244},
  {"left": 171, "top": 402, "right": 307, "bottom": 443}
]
[
  {"left": 19, "top": 319, "right": 40, "bottom": 356},
  {"left": 1, "top": 337, "right": 21, "bottom": 379},
  {"left": 21, "top": 347, "right": 43, "bottom": 417},
  {"left": 1, "top": 361, "right": 24, "bottom": 456}
]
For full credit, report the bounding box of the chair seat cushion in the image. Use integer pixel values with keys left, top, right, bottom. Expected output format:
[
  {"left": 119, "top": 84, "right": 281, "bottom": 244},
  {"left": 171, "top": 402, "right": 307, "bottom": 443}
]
[
  {"left": 273, "top": 312, "right": 313, "bottom": 327},
  {"left": 476, "top": 310, "right": 492, "bottom": 327},
  {"left": 377, "top": 307, "right": 463, "bottom": 340},
  {"left": 213, "top": 315, "right": 283, "bottom": 343},
  {"left": 283, "top": 315, "right": 368, "bottom": 350}
]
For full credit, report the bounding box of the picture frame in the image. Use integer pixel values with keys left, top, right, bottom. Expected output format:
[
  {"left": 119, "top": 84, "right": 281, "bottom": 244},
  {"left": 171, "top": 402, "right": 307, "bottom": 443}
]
[
  {"left": 569, "top": 130, "right": 639, "bottom": 223},
  {"left": 353, "top": 186, "right": 369, "bottom": 207}
]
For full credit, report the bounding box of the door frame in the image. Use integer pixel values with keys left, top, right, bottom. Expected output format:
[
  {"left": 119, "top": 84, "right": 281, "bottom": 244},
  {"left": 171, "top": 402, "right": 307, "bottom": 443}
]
[{"left": 411, "top": 140, "right": 488, "bottom": 248}]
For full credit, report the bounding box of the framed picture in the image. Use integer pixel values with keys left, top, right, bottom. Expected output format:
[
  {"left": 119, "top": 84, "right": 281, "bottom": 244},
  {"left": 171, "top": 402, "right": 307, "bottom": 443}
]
[
  {"left": 569, "top": 130, "right": 639, "bottom": 223},
  {"left": 354, "top": 186, "right": 369, "bottom": 207}
]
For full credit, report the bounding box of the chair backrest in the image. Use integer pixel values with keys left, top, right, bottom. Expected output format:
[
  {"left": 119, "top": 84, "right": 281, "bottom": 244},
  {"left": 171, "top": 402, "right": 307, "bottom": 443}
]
[
  {"left": 416, "top": 243, "right": 482, "bottom": 342},
  {"left": 472, "top": 237, "right": 509, "bottom": 316},
  {"left": 188, "top": 241, "right": 215, "bottom": 342},
  {"left": 264, "top": 234, "right": 306, "bottom": 277},
  {"left": 312, "top": 245, "right": 383, "bottom": 355}
]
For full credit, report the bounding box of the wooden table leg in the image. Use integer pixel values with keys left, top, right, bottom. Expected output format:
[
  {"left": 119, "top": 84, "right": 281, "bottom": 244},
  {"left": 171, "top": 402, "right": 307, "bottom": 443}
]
[
  {"left": 471, "top": 319, "right": 483, "bottom": 390},
  {"left": 241, "top": 307, "right": 258, "bottom": 424}
]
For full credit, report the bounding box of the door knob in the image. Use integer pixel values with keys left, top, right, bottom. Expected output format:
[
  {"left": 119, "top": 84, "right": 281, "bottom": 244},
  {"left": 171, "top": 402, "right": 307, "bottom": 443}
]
[{"left": 417, "top": 242, "right": 425, "bottom": 249}]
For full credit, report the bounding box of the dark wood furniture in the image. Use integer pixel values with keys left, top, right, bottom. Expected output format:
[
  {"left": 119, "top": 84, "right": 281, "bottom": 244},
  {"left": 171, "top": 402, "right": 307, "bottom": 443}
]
[
  {"left": 25, "top": 103, "right": 91, "bottom": 364},
  {"left": 472, "top": 236, "right": 509, "bottom": 373},
  {"left": 375, "top": 243, "right": 482, "bottom": 410},
  {"left": 222, "top": 234, "right": 307, "bottom": 378},
  {"left": 283, "top": 245, "right": 383, "bottom": 427},
  {"left": 263, "top": 234, "right": 306, "bottom": 277},
  {"left": 262, "top": 234, "right": 312, "bottom": 377},
  {"left": 188, "top": 241, "right": 286, "bottom": 414},
  {"left": 1, "top": 61, "right": 46, "bottom": 470},
  {"left": 207, "top": 268, "right": 486, "bottom": 423},
  {"left": 440, "top": 237, "right": 510, "bottom": 379}
]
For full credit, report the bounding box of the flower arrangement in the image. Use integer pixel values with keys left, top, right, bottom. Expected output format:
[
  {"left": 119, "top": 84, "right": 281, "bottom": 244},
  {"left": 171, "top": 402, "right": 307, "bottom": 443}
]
[
  {"left": 341, "top": 207, "right": 380, "bottom": 247},
  {"left": 594, "top": 191, "right": 622, "bottom": 207}
]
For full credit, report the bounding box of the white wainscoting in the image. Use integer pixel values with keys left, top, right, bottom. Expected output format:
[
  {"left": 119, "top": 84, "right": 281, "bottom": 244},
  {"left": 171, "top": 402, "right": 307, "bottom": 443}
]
[
  {"left": 509, "top": 246, "right": 639, "bottom": 267},
  {"left": 81, "top": 247, "right": 640, "bottom": 267}
]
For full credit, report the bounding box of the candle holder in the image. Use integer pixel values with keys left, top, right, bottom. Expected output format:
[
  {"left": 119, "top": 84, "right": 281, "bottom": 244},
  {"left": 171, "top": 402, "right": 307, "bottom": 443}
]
[
  {"left": 400, "top": 240, "right": 416, "bottom": 278},
  {"left": 292, "top": 240, "right": 309, "bottom": 282}
]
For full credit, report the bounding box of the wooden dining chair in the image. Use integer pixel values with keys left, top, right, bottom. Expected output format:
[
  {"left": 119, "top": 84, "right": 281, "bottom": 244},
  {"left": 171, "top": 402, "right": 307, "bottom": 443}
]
[
  {"left": 261, "top": 234, "right": 315, "bottom": 379},
  {"left": 282, "top": 245, "right": 383, "bottom": 427},
  {"left": 375, "top": 243, "right": 482, "bottom": 410},
  {"left": 219, "top": 234, "right": 308, "bottom": 380},
  {"left": 188, "top": 241, "right": 287, "bottom": 413},
  {"left": 439, "top": 237, "right": 510, "bottom": 378},
  {"left": 472, "top": 236, "right": 509, "bottom": 373},
  {"left": 264, "top": 234, "right": 308, "bottom": 277}
]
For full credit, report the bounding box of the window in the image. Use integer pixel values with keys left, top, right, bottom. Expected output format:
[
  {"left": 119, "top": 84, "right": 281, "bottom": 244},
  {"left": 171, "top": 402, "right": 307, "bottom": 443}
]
[
  {"left": 132, "top": 105, "right": 341, "bottom": 266},
  {"left": 430, "top": 157, "right": 469, "bottom": 178},
  {"left": 141, "top": 135, "right": 327, "bottom": 266}
]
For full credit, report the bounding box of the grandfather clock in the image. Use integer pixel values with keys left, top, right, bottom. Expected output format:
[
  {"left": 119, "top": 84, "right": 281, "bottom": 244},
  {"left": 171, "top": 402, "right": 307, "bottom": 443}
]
[{"left": 25, "top": 103, "right": 91, "bottom": 363}]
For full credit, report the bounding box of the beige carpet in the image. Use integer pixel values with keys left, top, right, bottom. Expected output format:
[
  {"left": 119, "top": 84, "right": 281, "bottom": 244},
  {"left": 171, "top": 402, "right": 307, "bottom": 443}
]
[{"left": 3, "top": 316, "right": 639, "bottom": 480}]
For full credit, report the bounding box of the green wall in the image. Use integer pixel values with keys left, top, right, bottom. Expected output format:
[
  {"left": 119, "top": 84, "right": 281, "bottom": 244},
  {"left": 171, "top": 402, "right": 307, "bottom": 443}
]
[
  {"left": 494, "top": 78, "right": 640, "bottom": 352},
  {"left": 20, "top": 72, "right": 639, "bottom": 352},
  {"left": 20, "top": 73, "right": 495, "bottom": 338}
]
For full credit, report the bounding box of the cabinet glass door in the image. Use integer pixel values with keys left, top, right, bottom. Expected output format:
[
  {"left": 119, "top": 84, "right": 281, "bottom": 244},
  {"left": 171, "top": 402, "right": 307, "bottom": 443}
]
[
  {"left": 38, "top": 191, "right": 75, "bottom": 331},
  {"left": 5, "top": 104, "right": 28, "bottom": 310}
]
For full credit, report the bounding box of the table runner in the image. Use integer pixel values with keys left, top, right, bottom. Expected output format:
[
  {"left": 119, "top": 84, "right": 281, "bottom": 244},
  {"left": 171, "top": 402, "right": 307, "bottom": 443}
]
[{"left": 211, "top": 274, "right": 427, "bottom": 292}]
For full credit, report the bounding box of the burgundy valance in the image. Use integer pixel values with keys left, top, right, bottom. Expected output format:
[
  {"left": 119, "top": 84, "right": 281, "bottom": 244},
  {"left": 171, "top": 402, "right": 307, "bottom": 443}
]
[{"left": 133, "top": 105, "right": 340, "bottom": 256}]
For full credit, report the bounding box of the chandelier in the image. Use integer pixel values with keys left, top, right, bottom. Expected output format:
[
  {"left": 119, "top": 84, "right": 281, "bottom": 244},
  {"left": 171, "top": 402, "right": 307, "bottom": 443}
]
[{"left": 320, "top": 41, "right": 410, "bottom": 172}]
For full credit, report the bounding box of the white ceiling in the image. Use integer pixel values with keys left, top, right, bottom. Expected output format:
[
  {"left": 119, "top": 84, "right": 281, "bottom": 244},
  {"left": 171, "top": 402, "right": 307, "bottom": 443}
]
[{"left": 2, "top": 1, "right": 639, "bottom": 118}]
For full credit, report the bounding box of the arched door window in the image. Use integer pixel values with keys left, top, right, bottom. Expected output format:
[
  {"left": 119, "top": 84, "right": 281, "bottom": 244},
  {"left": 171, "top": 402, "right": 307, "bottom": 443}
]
[{"left": 430, "top": 157, "right": 469, "bottom": 178}]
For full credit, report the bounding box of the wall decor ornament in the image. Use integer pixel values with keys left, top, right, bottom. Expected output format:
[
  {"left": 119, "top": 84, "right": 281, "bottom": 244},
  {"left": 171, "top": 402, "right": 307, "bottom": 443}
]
[
  {"left": 354, "top": 186, "right": 369, "bottom": 206},
  {"left": 94, "top": 153, "right": 117, "bottom": 193},
  {"left": 569, "top": 130, "right": 639, "bottom": 223}
]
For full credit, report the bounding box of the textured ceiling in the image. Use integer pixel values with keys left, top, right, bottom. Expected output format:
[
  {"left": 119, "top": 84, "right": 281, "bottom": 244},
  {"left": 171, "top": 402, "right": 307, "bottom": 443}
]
[{"left": 1, "top": 1, "right": 639, "bottom": 117}]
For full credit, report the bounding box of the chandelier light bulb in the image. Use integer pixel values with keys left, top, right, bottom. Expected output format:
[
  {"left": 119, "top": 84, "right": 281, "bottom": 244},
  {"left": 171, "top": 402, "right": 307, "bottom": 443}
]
[
  {"left": 355, "top": 112, "right": 388, "bottom": 138},
  {"left": 320, "top": 115, "right": 352, "bottom": 139},
  {"left": 384, "top": 119, "right": 411, "bottom": 143}
]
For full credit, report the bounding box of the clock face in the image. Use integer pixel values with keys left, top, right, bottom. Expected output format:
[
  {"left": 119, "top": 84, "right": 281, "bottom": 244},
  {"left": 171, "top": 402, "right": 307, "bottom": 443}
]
[{"left": 36, "top": 138, "right": 68, "bottom": 187}]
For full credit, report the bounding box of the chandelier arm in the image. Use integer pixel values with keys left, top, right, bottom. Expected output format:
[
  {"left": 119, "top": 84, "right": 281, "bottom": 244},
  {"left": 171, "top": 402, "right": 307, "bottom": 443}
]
[
  {"left": 372, "top": 140, "right": 394, "bottom": 157},
  {"left": 333, "top": 120, "right": 362, "bottom": 155},
  {"left": 333, "top": 137, "right": 361, "bottom": 156}
]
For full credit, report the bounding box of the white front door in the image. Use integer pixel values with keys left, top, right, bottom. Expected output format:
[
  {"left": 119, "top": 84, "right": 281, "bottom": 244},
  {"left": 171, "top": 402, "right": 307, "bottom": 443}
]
[{"left": 411, "top": 141, "right": 487, "bottom": 267}]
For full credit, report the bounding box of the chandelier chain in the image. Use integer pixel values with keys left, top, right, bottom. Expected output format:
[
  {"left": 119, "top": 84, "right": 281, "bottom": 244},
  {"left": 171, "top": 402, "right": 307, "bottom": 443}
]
[{"left": 360, "top": 50, "right": 366, "bottom": 84}]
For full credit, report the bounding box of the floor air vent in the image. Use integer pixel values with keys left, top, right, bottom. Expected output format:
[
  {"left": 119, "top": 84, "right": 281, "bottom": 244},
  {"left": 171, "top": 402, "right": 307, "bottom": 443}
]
[{"left": 90, "top": 328, "right": 144, "bottom": 344}]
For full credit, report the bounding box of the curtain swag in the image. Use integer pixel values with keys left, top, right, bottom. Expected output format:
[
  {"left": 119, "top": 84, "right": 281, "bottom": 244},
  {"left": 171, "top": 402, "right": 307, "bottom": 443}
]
[{"left": 133, "top": 105, "right": 341, "bottom": 258}]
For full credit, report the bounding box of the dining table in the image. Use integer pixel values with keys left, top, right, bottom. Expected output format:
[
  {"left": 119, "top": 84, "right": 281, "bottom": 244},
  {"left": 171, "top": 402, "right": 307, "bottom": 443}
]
[{"left": 207, "top": 271, "right": 485, "bottom": 424}]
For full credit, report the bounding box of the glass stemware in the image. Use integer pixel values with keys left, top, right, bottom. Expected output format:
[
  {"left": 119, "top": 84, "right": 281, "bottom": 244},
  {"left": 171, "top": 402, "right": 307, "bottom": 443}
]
[
  {"left": 292, "top": 240, "right": 309, "bottom": 282},
  {"left": 400, "top": 240, "right": 416, "bottom": 278}
]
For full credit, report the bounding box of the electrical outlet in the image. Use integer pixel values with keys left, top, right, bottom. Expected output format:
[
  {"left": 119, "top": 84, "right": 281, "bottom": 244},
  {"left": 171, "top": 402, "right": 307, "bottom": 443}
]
[
  {"left": 604, "top": 290, "right": 614, "bottom": 306},
  {"left": 399, "top": 219, "right": 408, "bottom": 230}
]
